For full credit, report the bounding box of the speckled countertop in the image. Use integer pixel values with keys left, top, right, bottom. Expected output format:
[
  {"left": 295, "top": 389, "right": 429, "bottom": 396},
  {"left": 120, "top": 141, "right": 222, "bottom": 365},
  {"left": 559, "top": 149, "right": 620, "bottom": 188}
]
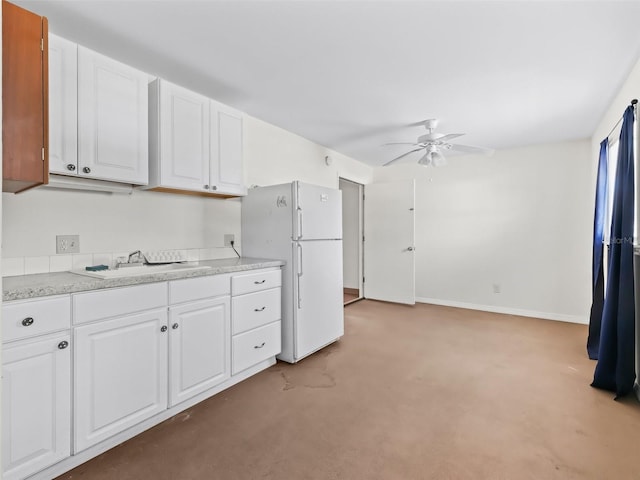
[{"left": 3, "top": 257, "right": 284, "bottom": 302}]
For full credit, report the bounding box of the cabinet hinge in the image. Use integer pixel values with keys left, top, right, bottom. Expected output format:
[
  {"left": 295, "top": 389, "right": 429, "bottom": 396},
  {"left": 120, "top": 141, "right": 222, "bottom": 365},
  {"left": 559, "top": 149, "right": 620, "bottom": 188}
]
[
  {"left": 41, "top": 147, "right": 45, "bottom": 161},
  {"left": 363, "top": 276, "right": 365, "bottom": 283}
]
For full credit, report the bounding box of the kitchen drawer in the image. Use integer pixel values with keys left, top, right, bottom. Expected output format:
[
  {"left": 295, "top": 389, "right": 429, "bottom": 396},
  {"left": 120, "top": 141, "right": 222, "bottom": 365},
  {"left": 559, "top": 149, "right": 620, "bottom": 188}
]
[
  {"left": 232, "top": 269, "right": 281, "bottom": 296},
  {"left": 232, "top": 321, "right": 281, "bottom": 375},
  {"left": 169, "top": 274, "right": 230, "bottom": 305},
  {"left": 232, "top": 287, "right": 281, "bottom": 335},
  {"left": 73, "top": 282, "right": 167, "bottom": 324},
  {"left": 2, "top": 296, "right": 71, "bottom": 343}
]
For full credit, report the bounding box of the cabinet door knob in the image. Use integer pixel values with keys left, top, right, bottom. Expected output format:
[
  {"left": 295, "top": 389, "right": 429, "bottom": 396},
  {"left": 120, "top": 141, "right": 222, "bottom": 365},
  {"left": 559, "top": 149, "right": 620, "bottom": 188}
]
[
  {"left": 21, "top": 317, "right": 34, "bottom": 327},
  {"left": 203, "top": 185, "right": 209, "bottom": 190},
  {"left": 83, "top": 166, "right": 91, "bottom": 174},
  {"left": 160, "top": 325, "right": 168, "bottom": 332},
  {"left": 254, "top": 306, "right": 266, "bottom": 312},
  {"left": 211, "top": 185, "right": 217, "bottom": 191},
  {"left": 58, "top": 341, "right": 69, "bottom": 350},
  {"left": 172, "top": 323, "right": 179, "bottom": 330},
  {"left": 254, "top": 342, "right": 266, "bottom": 349},
  {"left": 66, "top": 164, "right": 76, "bottom": 171}
]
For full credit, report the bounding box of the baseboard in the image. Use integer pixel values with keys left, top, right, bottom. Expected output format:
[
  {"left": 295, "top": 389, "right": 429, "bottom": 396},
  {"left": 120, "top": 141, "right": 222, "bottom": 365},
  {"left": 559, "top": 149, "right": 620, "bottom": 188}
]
[
  {"left": 415, "top": 297, "right": 588, "bottom": 325},
  {"left": 343, "top": 288, "right": 359, "bottom": 295}
]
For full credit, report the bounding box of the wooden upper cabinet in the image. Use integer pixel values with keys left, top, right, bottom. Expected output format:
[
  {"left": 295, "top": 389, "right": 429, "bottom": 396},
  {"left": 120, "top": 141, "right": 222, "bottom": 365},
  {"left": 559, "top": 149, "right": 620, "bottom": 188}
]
[{"left": 2, "top": 0, "right": 48, "bottom": 193}]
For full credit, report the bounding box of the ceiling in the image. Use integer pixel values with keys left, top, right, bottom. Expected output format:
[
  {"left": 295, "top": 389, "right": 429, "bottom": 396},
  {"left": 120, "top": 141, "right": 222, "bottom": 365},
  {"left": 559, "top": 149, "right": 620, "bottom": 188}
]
[{"left": 14, "top": 0, "right": 640, "bottom": 167}]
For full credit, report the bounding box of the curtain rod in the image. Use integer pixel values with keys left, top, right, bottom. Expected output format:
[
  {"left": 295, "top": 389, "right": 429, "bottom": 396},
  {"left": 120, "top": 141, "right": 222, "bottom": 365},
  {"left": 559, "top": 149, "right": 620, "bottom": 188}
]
[{"left": 606, "top": 99, "right": 638, "bottom": 141}]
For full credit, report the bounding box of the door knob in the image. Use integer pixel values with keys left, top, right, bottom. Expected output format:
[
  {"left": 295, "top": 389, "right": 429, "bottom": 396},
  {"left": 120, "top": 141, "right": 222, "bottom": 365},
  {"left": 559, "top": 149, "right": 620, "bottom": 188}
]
[
  {"left": 407, "top": 246, "right": 414, "bottom": 251},
  {"left": 83, "top": 167, "right": 91, "bottom": 174},
  {"left": 66, "top": 164, "right": 76, "bottom": 171}
]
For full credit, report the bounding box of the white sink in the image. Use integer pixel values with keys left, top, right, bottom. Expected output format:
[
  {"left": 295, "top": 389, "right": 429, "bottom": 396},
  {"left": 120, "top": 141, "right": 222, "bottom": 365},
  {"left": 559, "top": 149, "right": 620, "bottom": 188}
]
[{"left": 72, "top": 263, "right": 211, "bottom": 279}]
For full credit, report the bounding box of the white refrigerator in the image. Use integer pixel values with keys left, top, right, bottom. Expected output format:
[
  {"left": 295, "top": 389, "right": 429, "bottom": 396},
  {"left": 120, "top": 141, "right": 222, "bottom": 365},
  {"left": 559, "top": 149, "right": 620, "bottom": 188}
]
[{"left": 241, "top": 181, "right": 344, "bottom": 363}]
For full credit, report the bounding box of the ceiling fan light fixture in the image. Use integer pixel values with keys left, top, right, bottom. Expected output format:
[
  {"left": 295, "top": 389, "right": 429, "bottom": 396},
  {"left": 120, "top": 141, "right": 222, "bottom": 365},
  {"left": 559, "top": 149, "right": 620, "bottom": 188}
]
[
  {"left": 431, "top": 149, "right": 447, "bottom": 167},
  {"left": 417, "top": 152, "right": 432, "bottom": 166}
]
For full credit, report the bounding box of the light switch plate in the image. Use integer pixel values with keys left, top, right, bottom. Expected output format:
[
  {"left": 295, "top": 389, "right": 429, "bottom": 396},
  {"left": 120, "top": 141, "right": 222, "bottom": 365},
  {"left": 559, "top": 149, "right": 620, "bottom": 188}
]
[{"left": 56, "top": 235, "right": 80, "bottom": 254}]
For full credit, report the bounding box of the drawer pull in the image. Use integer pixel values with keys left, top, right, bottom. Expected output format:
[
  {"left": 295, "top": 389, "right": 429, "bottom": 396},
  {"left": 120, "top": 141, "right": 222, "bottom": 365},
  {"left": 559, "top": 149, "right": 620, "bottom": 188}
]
[
  {"left": 254, "top": 342, "right": 266, "bottom": 349},
  {"left": 21, "top": 317, "right": 34, "bottom": 327},
  {"left": 254, "top": 306, "right": 266, "bottom": 312},
  {"left": 58, "top": 341, "right": 69, "bottom": 350},
  {"left": 254, "top": 280, "right": 266, "bottom": 285}
]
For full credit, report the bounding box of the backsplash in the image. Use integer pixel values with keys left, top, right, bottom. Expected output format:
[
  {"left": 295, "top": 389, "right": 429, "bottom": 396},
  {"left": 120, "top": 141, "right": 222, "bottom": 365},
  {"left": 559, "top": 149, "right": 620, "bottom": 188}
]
[{"left": 2, "top": 247, "right": 239, "bottom": 277}]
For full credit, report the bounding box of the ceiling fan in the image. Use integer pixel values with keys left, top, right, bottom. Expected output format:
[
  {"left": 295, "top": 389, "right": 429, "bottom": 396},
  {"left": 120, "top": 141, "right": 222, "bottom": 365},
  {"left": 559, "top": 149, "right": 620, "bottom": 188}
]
[{"left": 383, "top": 119, "right": 493, "bottom": 167}]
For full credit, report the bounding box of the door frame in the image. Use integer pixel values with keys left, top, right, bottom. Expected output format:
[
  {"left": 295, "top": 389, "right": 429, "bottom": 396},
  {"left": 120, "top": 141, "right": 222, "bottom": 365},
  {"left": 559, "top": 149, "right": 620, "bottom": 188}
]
[{"left": 339, "top": 177, "right": 364, "bottom": 305}]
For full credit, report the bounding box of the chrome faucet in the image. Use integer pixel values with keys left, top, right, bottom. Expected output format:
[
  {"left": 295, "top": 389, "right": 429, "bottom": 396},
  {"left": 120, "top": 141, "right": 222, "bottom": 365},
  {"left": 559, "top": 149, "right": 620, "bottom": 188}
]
[
  {"left": 115, "top": 250, "right": 145, "bottom": 269},
  {"left": 128, "top": 250, "right": 143, "bottom": 263}
]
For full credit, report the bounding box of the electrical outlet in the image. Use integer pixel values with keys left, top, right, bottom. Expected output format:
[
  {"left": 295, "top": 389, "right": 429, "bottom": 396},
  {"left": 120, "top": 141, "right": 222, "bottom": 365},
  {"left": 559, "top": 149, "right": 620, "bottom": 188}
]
[
  {"left": 56, "top": 235, "right": 80, "bottom": 254},
  {"left": 224, "top": 234, "right": 235, "bottom": 247},
  {"left": 492, "top": 283, "right": 501, "bottom": 294}
]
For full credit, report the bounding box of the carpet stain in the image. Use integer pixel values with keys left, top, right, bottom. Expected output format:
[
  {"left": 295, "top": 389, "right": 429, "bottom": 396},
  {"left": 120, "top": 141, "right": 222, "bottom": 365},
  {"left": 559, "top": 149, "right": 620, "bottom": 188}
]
[{"left": 280, "top": 371, "right": 294, "bottom": 391}]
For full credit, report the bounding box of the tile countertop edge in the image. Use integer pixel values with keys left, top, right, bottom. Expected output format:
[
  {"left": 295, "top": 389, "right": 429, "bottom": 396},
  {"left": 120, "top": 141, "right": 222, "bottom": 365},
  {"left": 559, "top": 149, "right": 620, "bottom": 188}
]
[{"left": 2, "top": 258, "right": 285, "bottom": 302}]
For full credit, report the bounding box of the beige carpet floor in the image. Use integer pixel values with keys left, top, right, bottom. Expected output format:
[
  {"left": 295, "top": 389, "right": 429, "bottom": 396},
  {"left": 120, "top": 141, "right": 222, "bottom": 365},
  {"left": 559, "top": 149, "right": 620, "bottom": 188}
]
[{"left": 57, "top": 300, "right": 640, "bottom": 480}]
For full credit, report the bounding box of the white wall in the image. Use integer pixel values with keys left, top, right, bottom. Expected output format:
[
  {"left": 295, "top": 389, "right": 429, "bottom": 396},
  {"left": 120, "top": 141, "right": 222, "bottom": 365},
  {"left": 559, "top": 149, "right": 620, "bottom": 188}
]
[
  {"left": 340, "top": 179, "right": 361, "bottom": 290},
  {"left": 373, "top": 140, "right": 593, "bottom": 323},
  {"left": 591, "top": 56, "right": 640, "bottom": 162},
  {"left": 244, "top": 115, "right": 372, "bottom": 189},
  {"left": 2, "top": 111, "right": 372, "bottom": 274}
]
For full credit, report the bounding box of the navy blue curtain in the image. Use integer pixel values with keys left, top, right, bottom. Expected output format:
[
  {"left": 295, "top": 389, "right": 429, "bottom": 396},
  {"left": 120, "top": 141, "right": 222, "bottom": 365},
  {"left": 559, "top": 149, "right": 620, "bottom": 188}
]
[
  {"left": 592, "top": 105, "right": 636, "bottom": 397},
  {"left": 587, "top": 140, "right": 608, "bottom": 359}
]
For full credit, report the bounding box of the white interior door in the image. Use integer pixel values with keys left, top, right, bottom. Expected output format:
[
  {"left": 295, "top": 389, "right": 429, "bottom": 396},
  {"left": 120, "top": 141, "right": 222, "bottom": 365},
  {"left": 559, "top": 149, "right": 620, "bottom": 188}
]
[{"left": 364, "top": 180, "right": 415, "bottom": 305}]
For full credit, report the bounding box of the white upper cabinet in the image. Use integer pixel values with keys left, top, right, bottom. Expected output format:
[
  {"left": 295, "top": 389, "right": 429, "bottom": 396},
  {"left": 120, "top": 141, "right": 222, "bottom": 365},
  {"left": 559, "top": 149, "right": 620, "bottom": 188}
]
[
  {"left": 147, "top": 78, "right": 246, "bottom": 197},
  {"left": 48, "top": 34, "right": 78, "bottom": 176},
  {"left": 48, "top": 34, "right": 149, "bottom": 185},
  {"left": 210, "top": 100, "right": 246, "bottom": 196},
  {"left": 77, "top": 46, "right": 149, "bottom": 184},
  {"left": 149, "top": 79, "right": 210, "bottom": 191}
]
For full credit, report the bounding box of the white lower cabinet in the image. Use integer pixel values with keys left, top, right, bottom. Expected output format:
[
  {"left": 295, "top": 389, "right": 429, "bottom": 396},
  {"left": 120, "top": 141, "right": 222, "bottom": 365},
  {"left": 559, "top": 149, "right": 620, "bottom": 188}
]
[
  {"left": 231, "top": 269, "right": 282, "bottom": 375},
  {"left": 2, "top": 332, "right": 71, "bottom": 480},
  {"left": 169, "top": 297, "right": 230, "bottom": 407},
  {"left": 3, "top": 268, "right": 282, "bottom": 479},
  {"left": 74, "top": 309, "right": 169, "bottom": 452}
]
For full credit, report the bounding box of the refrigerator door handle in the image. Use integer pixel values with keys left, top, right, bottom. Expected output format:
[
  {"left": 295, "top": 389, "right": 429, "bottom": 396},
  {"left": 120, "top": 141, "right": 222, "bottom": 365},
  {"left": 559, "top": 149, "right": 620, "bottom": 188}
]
[
  {"left": 297, "top": 243, "right": 303, "bottom": 309},
  {"left": 297, "top": 207, "right": 303, "bottom": 240}
]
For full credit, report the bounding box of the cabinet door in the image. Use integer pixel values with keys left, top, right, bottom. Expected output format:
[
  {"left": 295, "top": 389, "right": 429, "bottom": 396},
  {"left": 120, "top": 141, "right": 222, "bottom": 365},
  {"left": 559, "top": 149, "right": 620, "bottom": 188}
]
[
  {"left": 2, "top": 1, "right": 48, "bottom": 193},
  {"left": 2, "top": 333, "right": 71, "bottom": 480},
  {"left": 169, "top": 297, "right": 230, "bottom": 407},
  {"left": 157, "top": 80, "right": 210, "bottom": 191},
  {"left": 74, "top": 309, "right": 168, "bottom": 452},
  {"left": 210, "top": 100, "right": 246, "bottom": 195},
  {"left": 77, "top": 46, "right": 148, "bottom": 184},
  {"left": 48, "top": 34, "right": 78, "bottom": 176}
]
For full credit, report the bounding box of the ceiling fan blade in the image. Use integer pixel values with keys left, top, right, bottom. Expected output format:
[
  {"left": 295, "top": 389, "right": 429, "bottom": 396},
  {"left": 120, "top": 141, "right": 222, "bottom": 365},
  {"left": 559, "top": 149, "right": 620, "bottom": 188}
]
[
  {"left": 383, "top": 147, "right": 426, "bottom": 166},
  {"left": 448, "top": 144, "right": 494, "bottom": 155},
  {"left": 436, "top": 133, "right": 465, "bottom": 142},
  {"left": 382, "top": 142, "right": 421, "bottom": 147}
]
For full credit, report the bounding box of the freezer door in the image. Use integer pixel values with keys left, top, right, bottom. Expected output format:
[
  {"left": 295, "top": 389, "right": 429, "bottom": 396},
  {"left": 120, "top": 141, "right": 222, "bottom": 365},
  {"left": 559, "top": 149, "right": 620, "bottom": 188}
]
[
  {"left": 293, "top": 240, "right": 344, "bottom": 360},
  {"left": 294, "top": 182, "right": 342, "bottom": 240}
]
